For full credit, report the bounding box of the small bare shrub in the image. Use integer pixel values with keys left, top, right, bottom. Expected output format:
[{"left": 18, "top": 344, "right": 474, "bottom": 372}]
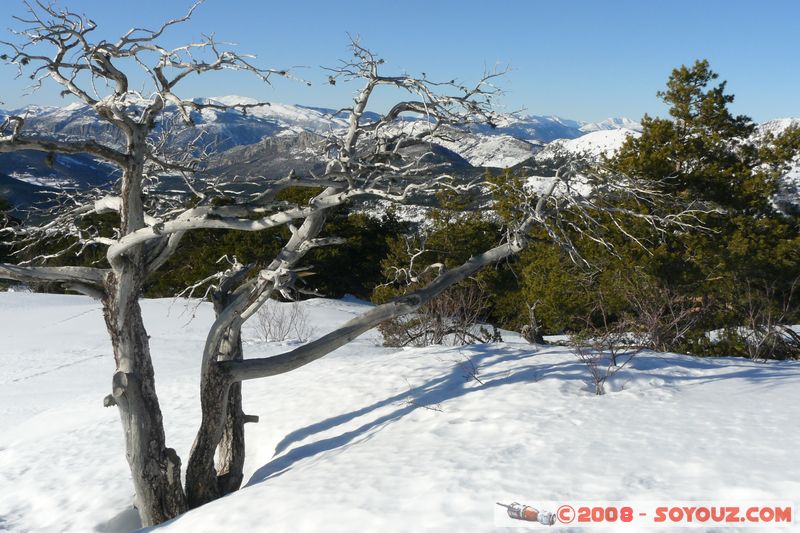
[
  {"left": 734, "top": 277, "right": 800, "bottom": 361},
  {"left": 254, "top": 300, "right": 315, "bottom": 343},
  {"left": 380, "top": 281, "right": 501, "bottom": 347},
  {"left": 571, "top": 342, "right": 638, "bottom": 396},
  {"left": 570, "top": 305, "right": 640, "bottom": 395},
  {"left": 454, "top": 350, "right": 485, "bottom": 385},
  {"left": 620, "top": 273, "right": 704, "bottom": 353}
]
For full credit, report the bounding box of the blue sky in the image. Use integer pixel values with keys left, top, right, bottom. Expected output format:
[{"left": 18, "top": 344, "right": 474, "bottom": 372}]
[{"left": 1, "top": 0, "right": 798, "bottom": 122}]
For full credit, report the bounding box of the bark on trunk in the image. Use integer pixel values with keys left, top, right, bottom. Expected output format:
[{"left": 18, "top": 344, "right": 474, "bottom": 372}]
[
  {"left": 184, "top": 261, "right": 262, "bottom": 507},
  {"left": 103, "top": 269, "right": 186, "bottom": 526},
  {"left": 215, "top": 330, "right": 246, "bottom": 496},
  {"left": 184, "top": 348, "right": 234, "bottom": 508},
  {"left": 103, "top": 147, "right": 187, "bottom": 526},
  {"left": 211, "top": 285, "right": 247, "bottom": 496}
]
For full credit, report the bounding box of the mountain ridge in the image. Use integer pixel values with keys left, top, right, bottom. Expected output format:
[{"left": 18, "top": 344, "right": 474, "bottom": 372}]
[{"left": 1, "top": 98, "right": 797, "bottom": 208}]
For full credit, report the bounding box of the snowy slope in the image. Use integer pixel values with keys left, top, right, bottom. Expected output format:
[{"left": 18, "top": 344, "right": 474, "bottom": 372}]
[
  {"left": 435, "top": 131, "right": 538, "bottom": 168},
  {"left": 523, "top": 129, "right": 641, "bottom": 195},
  {"left": 471, "top": 114, "right": 641, "bottom": 143},
  {"left": 756, "top": 117, "right": 800, "bottom": 138},
  {"left": 781, "top": 164, "right": 800, "bottom": 209},
  {"left": 536, "top": 128, "right": 641, "bottom": 161},
  {"left": 580, "top": 117, "right": 642, "bottom": 133},
  {"left": 206, "top": 95, "right": 348, "bottom": 133},
  {"left": 1, "top": 293, "right": 799, "bottom": 532}
]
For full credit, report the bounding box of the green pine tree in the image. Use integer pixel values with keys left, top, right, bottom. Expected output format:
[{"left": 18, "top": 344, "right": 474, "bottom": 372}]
[{"left": 605, "top": 59, "right": 800, "bottom": 354}]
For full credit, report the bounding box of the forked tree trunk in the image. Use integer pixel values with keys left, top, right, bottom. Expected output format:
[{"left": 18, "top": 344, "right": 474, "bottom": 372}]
[
  {"left": 184, "top": 322, "right": 261, "bottom": 507},
  {"left": 185, "top": 273, "right": 252, "bottom": 508},
  {"left": 185, "top": 207, "right": 334, "bottom": 507}
]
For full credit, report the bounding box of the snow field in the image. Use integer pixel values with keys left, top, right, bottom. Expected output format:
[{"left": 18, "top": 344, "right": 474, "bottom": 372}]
[{"left": 0, "top": 293, "right": 798, "bottom": 532}]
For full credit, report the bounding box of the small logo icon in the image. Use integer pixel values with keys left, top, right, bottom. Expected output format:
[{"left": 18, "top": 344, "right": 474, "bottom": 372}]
[
  {"left": 497, "top": 502, "right": 556, "bottom": 525},
  {"left": 556, "top": 504, "right": 575, "bottom": 524}
]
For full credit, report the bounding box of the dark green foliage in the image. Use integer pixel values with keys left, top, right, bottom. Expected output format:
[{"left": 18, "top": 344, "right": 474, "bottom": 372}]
[
  {"left": 608, "top": 60, "right": 800, "bottom": 354},
  {"left": 143, "top": 226, "right": 289, "bottom": 298},
  {"left": 373, "top": 188, "right": 519, "bottom": 344},
  {"left": 144, "top": 204, "right": 407, "bottom": 301},
  {"left": 301, "top": 209, "right": 411, "bottom": 299},
  {"left": 0, "top": 196, "right": 11, "bottom": 243},
  {"left": 611, "top": 60, "right": 773, "bottom": 213},
  {"left": 508, "top": 59, "right": 800, "bottom": 357},
  {"left": 374, "top": 190, "right": 505, "bottom": 302}
]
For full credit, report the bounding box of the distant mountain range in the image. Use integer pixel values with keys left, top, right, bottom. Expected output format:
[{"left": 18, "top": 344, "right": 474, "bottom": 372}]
[
  {"left": 0, "top": 97, "right": 797, "bottom": 210},
  {"left": 1, "top": 95, "right": 640, "bottom": 150}
]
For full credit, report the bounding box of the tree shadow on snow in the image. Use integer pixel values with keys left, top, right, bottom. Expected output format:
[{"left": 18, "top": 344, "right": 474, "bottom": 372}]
[
  {"left": 626, "top": 352, "right": 800, "bottom": 386},
  {"left": 247, "top": 344, "right": 800, "bottom": 488},
  {"left": 96, "top": 506, "right": 141, "bottom": 533},
  {"left": 247, "top": 344, "right": 588, "bottom": 486}
]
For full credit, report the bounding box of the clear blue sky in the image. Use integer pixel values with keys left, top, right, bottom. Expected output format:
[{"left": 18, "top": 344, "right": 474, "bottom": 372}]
[{"left": 1, "top": 0, "right": 798, "bottom": 122}]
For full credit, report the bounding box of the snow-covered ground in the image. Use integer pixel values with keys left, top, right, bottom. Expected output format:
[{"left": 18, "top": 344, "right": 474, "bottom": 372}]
[
  {"left": 436, "top": 132, "right": 538, "bottom": 168},
  {"left": 1, "top": 293, "right": 799, "bottom": 532},
  {"left": 536, "top": 128, "right": 641, "bottom": 161}
]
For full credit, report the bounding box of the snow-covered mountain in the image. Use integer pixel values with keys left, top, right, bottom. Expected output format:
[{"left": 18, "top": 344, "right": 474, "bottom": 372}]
[
  {"left": 756, "top": 117, "right": 800, "bottom": 138},
  {"left": 0, "top": 97, "right": 346, "bottom": 195},
  {"left": 0, "top": 98, "right": 641, "bottom": 190},
  {"left": 2, "top": 96, "right": 639, "bottom": 150},
  {"left": 1, "top": 97, "right": 797, "bottom": 208},
  {"left": 5, "top": 97, "right": 298, "bottom": 152},
  {"left": 206, "top": 95, "right": 349, "bottom": 133},
  {"left": 471, "top": 114, "right": 642, "bottom": 143},
  {"left": 579, "top": 116, "right": 642, "bottom": 133},
  {"left": 433, "top": 131, "right": 538, "bottom": 168},
  {"left": 535, "top": 128, "right": 641, "bottom": 161}
]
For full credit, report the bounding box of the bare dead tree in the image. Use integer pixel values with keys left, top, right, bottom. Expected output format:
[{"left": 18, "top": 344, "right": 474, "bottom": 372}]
[
  {"left": 181, "top": 38, "right": 506, "bottom": 508},
  {"left": 0, "top": 1, "right": 297, "bottom": 525}
]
